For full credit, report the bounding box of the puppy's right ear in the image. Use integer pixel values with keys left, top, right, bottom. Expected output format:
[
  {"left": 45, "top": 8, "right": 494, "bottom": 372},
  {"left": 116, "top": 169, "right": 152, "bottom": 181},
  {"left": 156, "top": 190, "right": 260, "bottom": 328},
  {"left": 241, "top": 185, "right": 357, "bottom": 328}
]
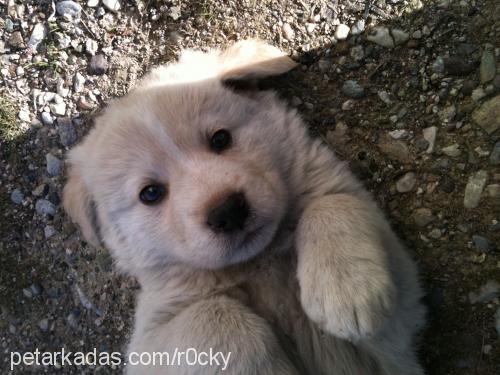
[
  {"left": 218, "top": 39, "right": 298, "bottom": 82},
  {"left": 63, "top": 151, "right": 101, "bottom": 247}
]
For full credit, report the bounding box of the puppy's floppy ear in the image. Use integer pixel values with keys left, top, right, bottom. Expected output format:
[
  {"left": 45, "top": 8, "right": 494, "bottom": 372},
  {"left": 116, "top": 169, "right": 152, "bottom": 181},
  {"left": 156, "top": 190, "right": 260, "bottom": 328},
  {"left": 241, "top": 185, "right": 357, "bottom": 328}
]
[
  {"left": 63, "top": 149, "right": 101, "bottom": 247},
  {"left": 218, "top": 39, "right": 298, "bottom": 82}
]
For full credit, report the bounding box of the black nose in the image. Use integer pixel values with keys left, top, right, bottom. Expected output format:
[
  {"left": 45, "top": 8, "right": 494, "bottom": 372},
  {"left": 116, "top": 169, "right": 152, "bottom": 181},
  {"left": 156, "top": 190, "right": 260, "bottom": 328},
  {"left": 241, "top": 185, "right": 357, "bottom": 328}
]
[{"left": 207, "top": 192, "right": 249, "bottom": 233}]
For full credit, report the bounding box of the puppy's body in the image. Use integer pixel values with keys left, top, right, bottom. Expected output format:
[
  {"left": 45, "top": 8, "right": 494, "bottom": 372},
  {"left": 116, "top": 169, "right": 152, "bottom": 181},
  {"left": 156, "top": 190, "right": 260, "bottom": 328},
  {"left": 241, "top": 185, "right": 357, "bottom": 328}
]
[{"left": 64, "top": 41, "right": 425, "bottom": 374}]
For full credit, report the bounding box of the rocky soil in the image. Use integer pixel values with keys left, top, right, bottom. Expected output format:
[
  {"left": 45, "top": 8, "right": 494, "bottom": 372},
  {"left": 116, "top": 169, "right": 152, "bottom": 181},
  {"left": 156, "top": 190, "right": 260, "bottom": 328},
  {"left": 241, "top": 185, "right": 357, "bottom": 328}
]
[{"left": 1, "top": 0, "right": 499, "bottom": 374}]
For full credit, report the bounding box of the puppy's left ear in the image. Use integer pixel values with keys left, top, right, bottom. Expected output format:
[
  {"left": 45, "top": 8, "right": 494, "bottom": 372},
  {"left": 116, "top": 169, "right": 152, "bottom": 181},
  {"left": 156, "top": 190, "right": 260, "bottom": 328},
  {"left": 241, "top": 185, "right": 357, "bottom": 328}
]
[
  {"left": 63, "top": 148, "right": 101, "bottom": 247},
  {"left": 218, "top": 39, "right": 298, "bottom": 83}
]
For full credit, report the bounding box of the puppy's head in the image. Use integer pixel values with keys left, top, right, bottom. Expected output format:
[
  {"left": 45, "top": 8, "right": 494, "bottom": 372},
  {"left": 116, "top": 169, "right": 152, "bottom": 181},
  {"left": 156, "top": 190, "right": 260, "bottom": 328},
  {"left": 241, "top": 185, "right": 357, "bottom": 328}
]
[{"left": 64, "top": 40, "right": 297, "bottom": 275}]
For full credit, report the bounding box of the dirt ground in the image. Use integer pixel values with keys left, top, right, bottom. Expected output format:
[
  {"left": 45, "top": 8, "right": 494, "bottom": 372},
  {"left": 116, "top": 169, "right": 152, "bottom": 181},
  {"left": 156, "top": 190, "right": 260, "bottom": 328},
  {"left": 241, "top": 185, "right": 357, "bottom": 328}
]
[{"left": 1, "top": 0, "right": 499, "bottom": 374}]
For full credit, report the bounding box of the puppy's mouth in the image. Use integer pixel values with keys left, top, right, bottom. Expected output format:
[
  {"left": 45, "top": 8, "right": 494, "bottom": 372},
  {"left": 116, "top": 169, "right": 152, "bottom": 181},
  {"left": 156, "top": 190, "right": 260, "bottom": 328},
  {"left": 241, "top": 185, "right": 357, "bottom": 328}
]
[
  {"left": 212, "top": 219, "right": 266, "bottom": 246},
  {"left": 234, "top": 216, "right": 278, "bottom": 253},
  {"left": 241, "top": 224, "right": 265, "bottom": 246},
  {"left": 211, "top": 216, "right": 274, "bottom": 252}
]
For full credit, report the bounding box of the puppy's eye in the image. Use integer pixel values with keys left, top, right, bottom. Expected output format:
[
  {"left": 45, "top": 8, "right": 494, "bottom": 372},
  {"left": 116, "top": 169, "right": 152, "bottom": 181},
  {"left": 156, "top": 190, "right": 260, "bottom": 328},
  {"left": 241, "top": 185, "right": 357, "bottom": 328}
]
[
  {"left": 139, "top": 184, "right": 166, "bottom": 205},
  {"left": 210, "top": 129, "right": 232, "bottom": 153}
]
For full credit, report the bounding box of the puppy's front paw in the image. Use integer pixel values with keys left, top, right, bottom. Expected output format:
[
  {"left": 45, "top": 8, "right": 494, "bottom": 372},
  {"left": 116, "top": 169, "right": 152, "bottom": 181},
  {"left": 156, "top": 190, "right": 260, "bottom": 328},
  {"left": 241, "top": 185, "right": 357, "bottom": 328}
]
[{"left": 299, "top": 261, "right": 396, "bottom": 342}]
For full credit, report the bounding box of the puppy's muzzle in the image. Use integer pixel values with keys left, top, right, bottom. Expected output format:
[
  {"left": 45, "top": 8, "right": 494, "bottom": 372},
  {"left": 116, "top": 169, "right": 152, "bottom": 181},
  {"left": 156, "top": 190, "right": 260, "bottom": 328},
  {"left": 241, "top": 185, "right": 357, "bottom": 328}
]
[{"left": 207, "top": 192, "right": 249, "bottom": 233}]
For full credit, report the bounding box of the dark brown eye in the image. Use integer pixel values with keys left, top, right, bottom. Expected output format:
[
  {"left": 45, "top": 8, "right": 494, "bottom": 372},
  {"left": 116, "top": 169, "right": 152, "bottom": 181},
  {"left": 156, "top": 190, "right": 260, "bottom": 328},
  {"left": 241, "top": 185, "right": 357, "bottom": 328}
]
[
  {"left": 210, "top": 129, "right": 232, "bottom": 153},
  {"left": 139, "top": 184, "right": 166, "bottom": 205}
]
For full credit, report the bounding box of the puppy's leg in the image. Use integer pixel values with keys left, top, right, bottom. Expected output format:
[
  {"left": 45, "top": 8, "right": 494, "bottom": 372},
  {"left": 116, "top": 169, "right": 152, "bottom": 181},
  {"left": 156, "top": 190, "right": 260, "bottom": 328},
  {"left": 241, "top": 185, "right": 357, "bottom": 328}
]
[
  {"left": 127, "top": 295, "right": 299, "bottom": 375},
  {"left": 296, "top": 193, "right": 397, "bottom": 342}
]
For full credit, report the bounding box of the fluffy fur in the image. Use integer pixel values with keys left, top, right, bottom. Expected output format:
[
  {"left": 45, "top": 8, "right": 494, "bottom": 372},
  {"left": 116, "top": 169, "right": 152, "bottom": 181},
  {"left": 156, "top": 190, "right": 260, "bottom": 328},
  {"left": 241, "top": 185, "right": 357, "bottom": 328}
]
[{"left": 63, "top": 40, "right": 426, "bottom": 374}]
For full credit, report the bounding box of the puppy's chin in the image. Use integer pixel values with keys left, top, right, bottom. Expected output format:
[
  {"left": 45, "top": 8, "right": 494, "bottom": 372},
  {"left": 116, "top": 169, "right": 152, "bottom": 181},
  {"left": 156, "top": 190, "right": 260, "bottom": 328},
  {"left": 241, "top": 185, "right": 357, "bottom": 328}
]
[{"left": 188, "top": 219, "right": 280, "bottom": 270}]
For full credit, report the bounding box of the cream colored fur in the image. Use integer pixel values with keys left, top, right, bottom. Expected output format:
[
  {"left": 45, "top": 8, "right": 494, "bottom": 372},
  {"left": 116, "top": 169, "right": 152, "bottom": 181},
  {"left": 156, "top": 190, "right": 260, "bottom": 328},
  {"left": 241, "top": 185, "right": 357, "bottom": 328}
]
[{"left": 63, "top": 40, "right": 426, "bottom": 374}]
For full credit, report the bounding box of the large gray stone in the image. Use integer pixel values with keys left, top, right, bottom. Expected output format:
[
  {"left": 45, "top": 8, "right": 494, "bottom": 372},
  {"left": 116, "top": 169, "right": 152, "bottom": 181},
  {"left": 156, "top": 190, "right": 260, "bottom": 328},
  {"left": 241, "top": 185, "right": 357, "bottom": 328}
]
[
  {"left": 464, "top": 170, "right": 487, "bottom": 209},
  {"left": 472, "top": 95, "right": 500, "bottom": 134},
  {"left": 46, "top": 153, "right": 63, "bottom": 176},
  {"left": 490, "top": 142, "right": 500, "bottom": 165},
  {"left": 480, "top": 44, "right": 495, "bottom": 84},
  {"left": 58, "top": 118, "right": 77, "bottom": 147}
]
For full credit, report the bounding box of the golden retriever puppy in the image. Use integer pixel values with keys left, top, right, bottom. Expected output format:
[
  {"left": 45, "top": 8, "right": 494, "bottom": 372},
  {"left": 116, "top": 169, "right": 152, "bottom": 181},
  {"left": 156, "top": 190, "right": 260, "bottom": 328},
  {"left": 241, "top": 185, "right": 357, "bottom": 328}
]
[{"left": 63, "top": 40, "right": 426, "bottom": 374}]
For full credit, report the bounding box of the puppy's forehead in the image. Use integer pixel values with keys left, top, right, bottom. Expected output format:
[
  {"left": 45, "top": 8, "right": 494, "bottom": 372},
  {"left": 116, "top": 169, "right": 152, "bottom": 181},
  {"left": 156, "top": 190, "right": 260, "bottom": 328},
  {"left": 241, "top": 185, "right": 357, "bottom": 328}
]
[{"left": 97, "top": 82, "right": 256, "bottom": 166}]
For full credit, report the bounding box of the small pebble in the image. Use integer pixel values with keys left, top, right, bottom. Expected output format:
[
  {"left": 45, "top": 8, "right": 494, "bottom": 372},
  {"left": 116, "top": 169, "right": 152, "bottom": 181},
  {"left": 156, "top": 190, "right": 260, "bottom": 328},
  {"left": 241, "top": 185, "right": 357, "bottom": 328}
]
[
  {"left": 391, "top": 29, "right": 409, "bottom": 45},
  {"left": 169, "top": 5, "right": 181, "bottom": 20},
  {"left": 342, "top": 80, "right": 365, "bottom": 99},
  {"left": 67, "top": 310, "right": 80, "bottom": 329},
  {"left": 282, "top": 23, "right": 295, "bottom": 41},
  {"left": 486, "top": 184, "right": 500, "bottom": 199},
  {"left": 46, "top": 153, "right": 63, "bottom": 176},
  {"left": 103, "top": 0, "right": 121, "bottom": 12},
  {"left": 50, "top": 102, "right": 66, "bottom": 116},
  {"left": 27, "top": 23, "right": 46, "bottom": 50},
  {"left": 54, "top": 94, "right": 64, "bottom": 104},
  {"left": 86, "top": 39, "right": 98, "bottom": 55},
  {"left": 317, "top": 59, "right": 331, "bottom": 73},
  {"left": 44, "top": 225, "right": 56, "bottom": 239},
  {"left": 389, "top": 129, "right": 410, "bottom": 140},
  {"left": 335, "top": 24, "right": 350, "bottom": 40},
  {"left": 413, "top": 208, "right": 435, "bottom": 227},
  {"left": 73, "top": 73, "right": 86, "bottom": 93},
  {"left": 482, "top": 345, "right": 492, "bottom": 355},
  {"left": 89, "top": 54, "right": 108, "bottom": 75},
  {"left": 33, "top": 184, "right": 48, "bottom": 197},
  {"left": 350, "top": 20, "right": 365, "bottom": 35},
  {"left": 30, "top": 283, "right": 43, "bottom": 296},
  {"left": 4, "top": 19, "right": 14, "bottom": 33},
  {"left": 56, "top": 0, "right": 82, "bottom": 20},
  {"left": 463, "top": 170, "right": 487, "bottom": 209},
  {"left": 8, "top": 31, "right": 25, "bottom": 49},
  {"left": 471, "top": 87, "right": 486, "bottom": 102},
  {"left": 468, "top": 280, "right": 499, "bottom": 303},
  {"left": 41, "top": 112, "right": 54, "bottom": 125},
  {"left": 441, "top": 143, "right": 461, "bottom": 157},
  {"left": 23, "top": 288, "right": 33, "bottom": 299},
  {"left": 10, "top": 189, "right": 24, "bottom": 204},
  {"left": 472, "top": 235, "right": 494, "bottom": 252},
  {"left": 350, "top": 46, "right": 364, "bottom": 61},
  {"left": 439, "top": 105, "right": 456, "bottom": 123},
  {"left": 428, "top": 228, "right": 442, "bottom": 239},
  {"left": 305, "top": 23, "right": 316, "bottom": 34},
  {"left": 77, "top": 97, "right": 94, "bottom": 110},
  {"left": 38, "top": 318, "right": 49, "bottom": 332},
  {"left": 378, "top": 91, "right": 392, "bottom": 105},
  {"left": 56, "top": 79, "right": 69, "bottom": 98},
  {"left": 35, "top": 199, "right": 56, "bottom": 216},
  {"left": 18, "top": 109, "right": 30, "bottom": 122},
  {"left": 396, "top": 172, "right": 416, "bottom": 193},
  {"left": 423, "top": 126, "right": 438, "bottom": 153},
  {"left": 367, "top": 26, "right": 393, "bottom": 48},
  {"left": 412, "top": 30, "right": 422, "bottom": 39},
  {"left": 341, "top": 100, "right": 355, "bottom": 111}
]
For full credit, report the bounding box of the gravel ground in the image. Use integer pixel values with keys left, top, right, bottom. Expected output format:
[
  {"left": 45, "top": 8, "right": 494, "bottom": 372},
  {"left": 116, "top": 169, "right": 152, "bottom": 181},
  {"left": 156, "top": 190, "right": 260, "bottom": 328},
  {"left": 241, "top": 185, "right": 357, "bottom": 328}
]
[{"left": 1, "top": 0, "right": 499, "bottom": 374}]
